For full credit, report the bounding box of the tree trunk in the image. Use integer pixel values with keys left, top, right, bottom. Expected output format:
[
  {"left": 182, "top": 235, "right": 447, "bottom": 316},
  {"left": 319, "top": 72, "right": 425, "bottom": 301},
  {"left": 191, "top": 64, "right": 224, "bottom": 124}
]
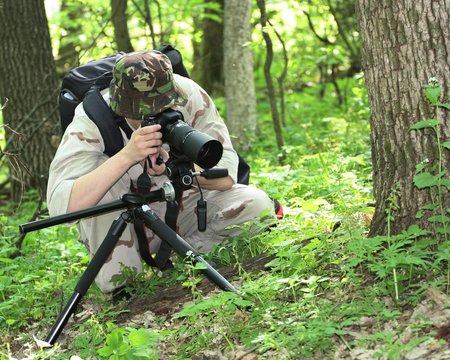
[
  {"left": 200, "top": 0, "right": 224, "bottom": 96},
  {"left": 111, "top": 0, "right": 134, "bottom": 53},
  {"left": 0, "top": 0, "right": 60, "bottom": 200},
  {"left": 356, "top": 0, "right": 450, "bottom": 237},
  {"left": 223, "top": 0, "right": 257, "bottom": 151}
]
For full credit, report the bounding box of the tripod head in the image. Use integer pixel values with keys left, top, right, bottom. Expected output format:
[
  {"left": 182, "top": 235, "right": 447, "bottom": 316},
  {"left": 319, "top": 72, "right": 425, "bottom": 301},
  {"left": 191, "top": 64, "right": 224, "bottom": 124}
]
[
  {"left": 159, "top": 152, "right": 228, "bottom": 232},
  {"left": 165, "top": 154, "right": 228, "bottom": 190}
]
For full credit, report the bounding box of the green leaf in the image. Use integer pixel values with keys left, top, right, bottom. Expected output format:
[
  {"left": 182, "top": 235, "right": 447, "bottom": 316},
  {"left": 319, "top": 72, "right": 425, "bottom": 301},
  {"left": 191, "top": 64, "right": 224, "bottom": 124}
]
[
  {"left": 403, "top": 224, "right": 430, "bottom": 238},
  {"left": 427, "top": 215, "right": 450, "bottom": 223},
  {"left": 415, "top": 162, "right": 427, "bottom": 173},
  {"left": 302, "top": 198, "right": 329, "bottom": 212},
  {"left": 131, "top": 347, "right": 152, "bottom": 358},
  {"left": 410, "top": 119, "right": 439, "bottom": 130},
  {"left": 442, "top": 141, "right": 450, "bottom": 150},
  {"left": 424, "top": 85, "right": 441, "bottom": 104},
  {"left": 232, "top": 298, "right": 254, "bottom": 307},
  {"left": 422, "top": 203, "right": 437, "bottom": 211},
  {"left": 107, "top": 328, "right": 124, "bottom": 348},
  {"left": 193, "top": 262, "right": 208, "bottom": 270},
  {"left": 413, "top": 172, "right": 438, "bottom": 188},
  {"left": 436, "top": 102, "right": 450, "bottom": 110},
  {"left": 128, "top": 328, "right": 158, "bottom": 348},
  {"left": 435, "top": 227, "right": 450, "bottom": 235},
  {"left": 441, "top": 179, "right": 450, "bottom": 190},
  {"left": 98, "top": 346, "right": 114, "bottom": 357}
]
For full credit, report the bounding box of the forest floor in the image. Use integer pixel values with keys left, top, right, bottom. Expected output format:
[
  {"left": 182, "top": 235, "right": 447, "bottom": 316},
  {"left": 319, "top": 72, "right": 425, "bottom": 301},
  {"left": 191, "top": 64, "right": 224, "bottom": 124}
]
[{"left": 9, "top": 252, "right": 450, "bottom": 360}]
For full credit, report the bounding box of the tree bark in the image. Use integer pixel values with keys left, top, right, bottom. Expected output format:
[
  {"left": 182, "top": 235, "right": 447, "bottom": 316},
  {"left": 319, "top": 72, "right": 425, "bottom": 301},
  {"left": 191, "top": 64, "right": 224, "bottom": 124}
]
[
  {"left": 356, "top": 0, "right": 450, "bottom": 236},
  {"left": 223, "top": 0, "right": 258, "bottom": 151},
  {"left": 200, "top": 0, "right": 224, "bottom": 96},
  {"left": 111, "top": 0, "right": 134, "bottom": 52},
  {"left": 0, "top": 0, "right": 60, "bottom": 200}
]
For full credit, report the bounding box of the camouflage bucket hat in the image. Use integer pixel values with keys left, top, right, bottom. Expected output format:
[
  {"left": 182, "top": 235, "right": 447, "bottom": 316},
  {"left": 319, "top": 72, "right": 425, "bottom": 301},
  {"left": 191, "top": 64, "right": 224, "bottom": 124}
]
[{"left": 109, "top": 50, "right": 187, "bottom": 119}]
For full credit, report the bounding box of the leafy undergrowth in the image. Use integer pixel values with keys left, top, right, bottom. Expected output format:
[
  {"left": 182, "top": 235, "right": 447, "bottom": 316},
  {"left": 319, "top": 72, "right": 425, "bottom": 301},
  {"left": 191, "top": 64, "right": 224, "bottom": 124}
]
[{"left": 2, "top": 80, "right": 450, "bottom": 359}]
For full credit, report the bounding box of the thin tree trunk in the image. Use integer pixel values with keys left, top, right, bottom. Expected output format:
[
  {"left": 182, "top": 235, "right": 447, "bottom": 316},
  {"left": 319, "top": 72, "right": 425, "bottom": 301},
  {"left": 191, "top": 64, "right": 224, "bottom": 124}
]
[
  {"left": 256, "top": 0, "right": 284, "bottom": 154},
  {"left": 267, "top": 18, "right": 288, "bottom": 127}
]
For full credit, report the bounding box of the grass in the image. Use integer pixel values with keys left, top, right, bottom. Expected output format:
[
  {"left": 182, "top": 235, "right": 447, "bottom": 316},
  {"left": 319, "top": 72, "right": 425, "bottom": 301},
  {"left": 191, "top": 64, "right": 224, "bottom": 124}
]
[{"left": 1, "top": 77, "right": 448, "bottom": 359}]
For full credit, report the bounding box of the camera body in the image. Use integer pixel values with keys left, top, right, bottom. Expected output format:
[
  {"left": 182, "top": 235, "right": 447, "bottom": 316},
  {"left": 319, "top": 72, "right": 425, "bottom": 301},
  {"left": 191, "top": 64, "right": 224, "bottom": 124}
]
[{"left": 141, "top": 109, "right": 223, "bottom": 169}]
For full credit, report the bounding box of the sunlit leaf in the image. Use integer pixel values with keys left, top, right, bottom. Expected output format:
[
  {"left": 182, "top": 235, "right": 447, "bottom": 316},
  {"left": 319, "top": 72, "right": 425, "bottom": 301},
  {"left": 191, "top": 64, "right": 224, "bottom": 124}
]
[{"left": 128, "top": 328, "right": 158, "bottom": 348}]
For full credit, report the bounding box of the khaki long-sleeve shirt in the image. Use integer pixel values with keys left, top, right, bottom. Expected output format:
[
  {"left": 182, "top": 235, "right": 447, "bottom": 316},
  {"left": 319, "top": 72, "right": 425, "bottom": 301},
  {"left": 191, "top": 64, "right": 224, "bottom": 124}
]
[{"left": 47, "top": 74, "right": 238, "bottom": 217}]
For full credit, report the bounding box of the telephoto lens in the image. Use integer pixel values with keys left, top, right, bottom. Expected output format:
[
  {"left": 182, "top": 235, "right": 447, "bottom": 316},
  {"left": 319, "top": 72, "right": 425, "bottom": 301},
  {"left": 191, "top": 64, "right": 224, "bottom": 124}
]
[{"left": 142, "top": 109, "right": 223, "bottom": 168}]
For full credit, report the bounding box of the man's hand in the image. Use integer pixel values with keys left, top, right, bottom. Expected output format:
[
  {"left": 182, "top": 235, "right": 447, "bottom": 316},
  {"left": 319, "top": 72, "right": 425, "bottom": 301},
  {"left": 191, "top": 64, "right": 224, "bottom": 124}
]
[
  {"left": 147, "top": 147, "right": 169, "bottom": 176},
  {"left": 193, "top": 164, "right": 234, "bottom": 191},
  {"left": 121, "top": 124, "right": 163, "bottom": 165}
]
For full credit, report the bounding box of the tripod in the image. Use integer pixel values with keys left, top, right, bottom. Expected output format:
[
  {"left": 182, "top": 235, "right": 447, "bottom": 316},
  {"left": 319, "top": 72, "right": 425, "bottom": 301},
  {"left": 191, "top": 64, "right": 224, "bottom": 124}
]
[{"left": 20, "top": 181, "right": 238, "bottom": 346}]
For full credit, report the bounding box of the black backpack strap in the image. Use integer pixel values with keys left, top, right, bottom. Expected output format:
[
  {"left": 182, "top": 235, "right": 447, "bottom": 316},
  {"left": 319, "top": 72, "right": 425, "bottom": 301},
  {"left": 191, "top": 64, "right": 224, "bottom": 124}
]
[
  {"left": 159, "top": 44, "right": 190, "bottom": 78},
  {"left": 116, "top": 117, "right": 133, "bottom": 139},
  {"left": 129, "top": 179, "right": 160, "bottom": 268},
  {"left": 83, "top": 87, "right": 126, "bottom": 157},
  {"left": 237, "top": 153, "right": 250, "bottom": 185}
]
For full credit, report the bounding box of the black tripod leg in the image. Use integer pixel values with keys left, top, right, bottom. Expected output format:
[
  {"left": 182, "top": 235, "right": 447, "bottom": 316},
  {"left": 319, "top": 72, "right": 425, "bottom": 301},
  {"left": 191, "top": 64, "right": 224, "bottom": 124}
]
[
  {"left": 136, "top": 205, "right": 238, "bottom": 294},
  {"left": 45, "top": 212, "right": 130, "bottom": 346}
]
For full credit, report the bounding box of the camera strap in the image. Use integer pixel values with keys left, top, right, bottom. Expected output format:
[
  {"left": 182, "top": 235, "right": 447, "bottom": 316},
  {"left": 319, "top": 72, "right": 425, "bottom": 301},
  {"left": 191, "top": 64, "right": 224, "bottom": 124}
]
[
  {"left": 156, "top": 197, "right": 180, "bottom": 268},
  {"left": 132, "top": 167, "right": 180, "bottom": 270},
  {"left": 132, "top": 170, "right": 158, "bottom": 268}
]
